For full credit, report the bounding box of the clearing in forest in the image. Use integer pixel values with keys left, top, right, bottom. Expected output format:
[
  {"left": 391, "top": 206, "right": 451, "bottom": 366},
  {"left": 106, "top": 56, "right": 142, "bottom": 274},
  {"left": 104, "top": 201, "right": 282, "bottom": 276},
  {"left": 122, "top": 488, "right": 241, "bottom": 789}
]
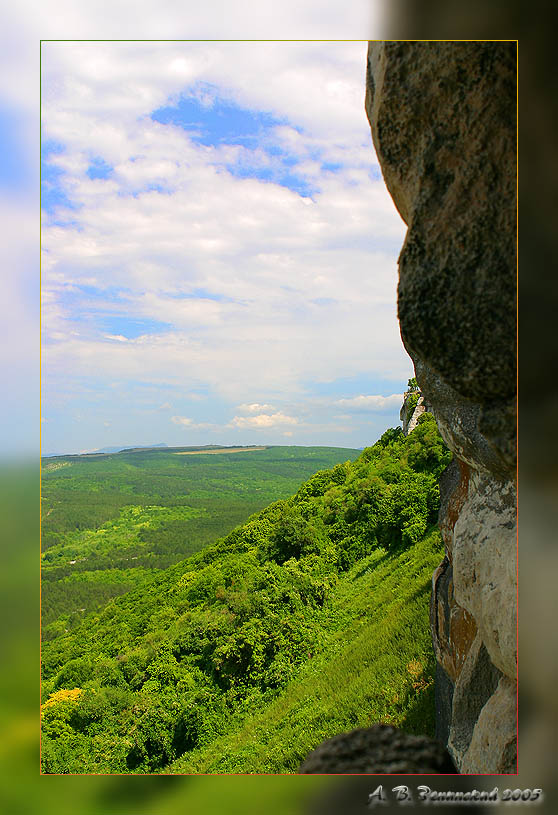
[{"left": 174, "top": 446, "right": 267, "bottom": 455}]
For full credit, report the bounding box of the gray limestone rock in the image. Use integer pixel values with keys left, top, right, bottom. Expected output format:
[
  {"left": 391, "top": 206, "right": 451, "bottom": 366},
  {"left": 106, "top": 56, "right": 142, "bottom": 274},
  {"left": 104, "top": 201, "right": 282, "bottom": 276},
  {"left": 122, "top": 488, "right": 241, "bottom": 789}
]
[
  {"left": 460, "top": 676, "right": 517, "bottom": 774},
  {"left": 400, "top": 391, "right": 429, "bottom": 436},
  {"left": 366, "top": 41, "right": 517, "bottom": 773},
  {"left": 451, "top": 469, "right": 517, "bottom": 680},
  {"left": 447, "top": 633, "right": 502, "bottom": 768},
  {"left": 366, "top": 42, "right": 516, "bottom": 406}
]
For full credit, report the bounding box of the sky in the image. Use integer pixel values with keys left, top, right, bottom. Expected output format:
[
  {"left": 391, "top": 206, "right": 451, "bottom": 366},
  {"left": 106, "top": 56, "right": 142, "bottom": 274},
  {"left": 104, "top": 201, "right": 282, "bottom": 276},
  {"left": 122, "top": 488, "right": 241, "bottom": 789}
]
[
  {"left": 39, "top": 39, "right": 410, "bottom": 455},
  {"left": 0, "top": 0, "right": 412, "bottom": 457}
]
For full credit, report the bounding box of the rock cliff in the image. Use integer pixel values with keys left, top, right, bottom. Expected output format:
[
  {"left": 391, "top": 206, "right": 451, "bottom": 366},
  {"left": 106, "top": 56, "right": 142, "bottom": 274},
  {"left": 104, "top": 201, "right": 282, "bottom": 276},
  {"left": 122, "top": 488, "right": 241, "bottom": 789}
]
[
  {"left": 366, "top": 42, "right": 517, "bottom": 773},
  {"left": 400, "top": 390, "right": 430, "bottom": 436}
]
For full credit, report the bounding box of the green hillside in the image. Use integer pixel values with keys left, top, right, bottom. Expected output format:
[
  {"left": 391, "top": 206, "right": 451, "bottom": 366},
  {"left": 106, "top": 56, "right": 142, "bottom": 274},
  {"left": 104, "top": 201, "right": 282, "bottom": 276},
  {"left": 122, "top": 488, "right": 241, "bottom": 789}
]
[
  {"left": 41, "top": 445, "right": 359, "bottom": 638},
  {"left": 41, "top": 416, "right": 451, "bottom": 774}
]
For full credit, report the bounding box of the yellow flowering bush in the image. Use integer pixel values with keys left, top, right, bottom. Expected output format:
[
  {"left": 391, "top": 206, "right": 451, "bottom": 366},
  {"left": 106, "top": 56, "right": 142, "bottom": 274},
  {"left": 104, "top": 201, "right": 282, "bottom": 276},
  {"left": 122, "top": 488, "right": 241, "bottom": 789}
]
[{"left": 41, "top": 687, "right": 82, "bottom": 712}]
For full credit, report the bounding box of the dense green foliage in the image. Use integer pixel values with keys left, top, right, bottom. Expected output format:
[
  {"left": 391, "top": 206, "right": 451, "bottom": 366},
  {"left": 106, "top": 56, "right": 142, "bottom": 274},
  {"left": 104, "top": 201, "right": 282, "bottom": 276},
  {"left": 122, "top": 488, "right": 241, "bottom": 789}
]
[
  {"left": 405, "top": 378, "right": 421, "bottom": 415},
  {"left": 41, "top": 446, "right": 359, "bottom": 636},
  {"left": 41, "top": 417, "right": 451, "bottom": 774}
]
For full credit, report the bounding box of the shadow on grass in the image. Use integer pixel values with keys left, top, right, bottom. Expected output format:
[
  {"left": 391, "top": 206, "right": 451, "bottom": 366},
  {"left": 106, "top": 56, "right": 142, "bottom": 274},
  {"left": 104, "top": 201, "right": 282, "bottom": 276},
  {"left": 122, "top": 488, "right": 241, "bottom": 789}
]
[
  {"left": 399, "top": 670, "right": 437, "bottom": 738},
  {"left": 351, "top": 551, "right": 391, "bottom": 580}
]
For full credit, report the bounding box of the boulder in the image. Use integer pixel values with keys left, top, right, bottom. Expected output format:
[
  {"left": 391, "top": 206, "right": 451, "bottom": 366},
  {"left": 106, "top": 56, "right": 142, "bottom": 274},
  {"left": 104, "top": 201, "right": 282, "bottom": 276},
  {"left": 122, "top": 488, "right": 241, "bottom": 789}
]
[{"left": 298, "top": 724, "right": 457, "bottom": 774}]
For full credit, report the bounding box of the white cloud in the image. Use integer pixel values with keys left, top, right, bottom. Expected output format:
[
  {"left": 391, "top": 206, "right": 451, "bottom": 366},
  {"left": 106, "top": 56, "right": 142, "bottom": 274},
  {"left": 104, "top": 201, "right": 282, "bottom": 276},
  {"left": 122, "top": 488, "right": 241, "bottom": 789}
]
[
  {"left": 171, "top": 415, "right": 193, "bottom": 426},
  {"left": 171, "top": 415, "right": 214, "bottom": 430},
  {"left": 3, "top": 2, "right": 400, "bottom": 456},
  {"left": 237, "top": 403, "right": 275, "bottom": 413},
  {"left": 229, "top": 412, "right": 298, "bottom": 429},
  {"left": 40, "top": 41, "right": 376, "bottom": 150},
  {"left": 336, "top": 394, "right": 403, "bottom": 411},
  {"left": 37, "top": 36, "right": 411, "bottom": 453}
]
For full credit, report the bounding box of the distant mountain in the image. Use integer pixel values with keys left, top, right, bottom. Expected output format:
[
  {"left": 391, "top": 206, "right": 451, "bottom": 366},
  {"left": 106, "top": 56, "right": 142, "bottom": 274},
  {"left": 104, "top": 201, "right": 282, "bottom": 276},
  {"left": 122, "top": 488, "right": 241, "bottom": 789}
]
[{"left": 93, "top": 443, "right": 169, "bottom": 454}]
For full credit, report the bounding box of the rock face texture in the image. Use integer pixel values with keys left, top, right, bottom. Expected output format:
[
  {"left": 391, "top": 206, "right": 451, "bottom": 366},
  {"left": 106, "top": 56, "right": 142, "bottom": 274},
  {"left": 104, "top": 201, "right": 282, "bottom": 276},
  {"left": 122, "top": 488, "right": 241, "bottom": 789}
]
[
  {"left": 366, "top": 42, "right": 517, "bottom": 773},
  {"left": 298, "top": 724, "right": 457, "bottom": 774}
]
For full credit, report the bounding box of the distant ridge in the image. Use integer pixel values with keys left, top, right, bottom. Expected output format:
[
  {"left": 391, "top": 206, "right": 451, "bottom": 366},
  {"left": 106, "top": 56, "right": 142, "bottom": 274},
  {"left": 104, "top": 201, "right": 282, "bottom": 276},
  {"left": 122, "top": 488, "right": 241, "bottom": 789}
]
[
  {"left": 42, "top": 443, "right": 362, "bottom": 460},
  {"left": 93, "top": 443, "right": 169, "bottom": 454},
  {"left": 44, "top": 443, "right": 268, "bottom": 459},
  {"left": 42, "top": 443, "right": 170, "bottom": 458}
]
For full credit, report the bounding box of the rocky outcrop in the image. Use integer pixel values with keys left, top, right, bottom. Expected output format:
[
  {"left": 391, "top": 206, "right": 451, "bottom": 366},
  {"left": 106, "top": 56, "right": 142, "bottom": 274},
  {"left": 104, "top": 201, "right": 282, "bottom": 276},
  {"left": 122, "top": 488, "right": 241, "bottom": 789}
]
[
  {"left": 400, "top": 390, "right": 430, "bottom": 435},
  {"left": 366, "top": 42, "right": 517, "bottom": 773}
]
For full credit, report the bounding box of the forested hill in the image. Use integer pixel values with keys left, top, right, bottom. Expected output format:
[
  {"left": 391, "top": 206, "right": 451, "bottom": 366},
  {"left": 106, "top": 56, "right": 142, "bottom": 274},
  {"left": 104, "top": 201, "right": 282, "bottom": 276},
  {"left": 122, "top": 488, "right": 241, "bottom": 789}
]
[
  {"left": 41, "top": 415, "right": 451, "bottom": 774},
  {"left": 41, "top": 445, "right": 360, "bottom": 638}
]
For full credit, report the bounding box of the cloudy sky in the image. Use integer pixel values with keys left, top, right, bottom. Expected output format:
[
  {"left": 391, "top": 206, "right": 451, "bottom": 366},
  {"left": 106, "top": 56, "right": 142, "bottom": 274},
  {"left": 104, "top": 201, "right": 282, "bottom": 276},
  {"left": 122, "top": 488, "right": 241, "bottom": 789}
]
[
  {"left": 39, "top": 39, "right": 410, "bottom": 455},
  {"left": 0, "top": 1, "right": 401, "bottom": 460}
]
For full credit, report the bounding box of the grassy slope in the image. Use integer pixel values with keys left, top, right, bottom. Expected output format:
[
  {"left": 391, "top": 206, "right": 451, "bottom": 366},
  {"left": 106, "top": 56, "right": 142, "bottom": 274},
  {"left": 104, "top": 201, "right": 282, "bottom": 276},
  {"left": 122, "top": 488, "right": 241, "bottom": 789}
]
[
  {"left": 171, "top": 530, "right": 442, "bottom": 773},
  {"left": 41, "top": 419, "right": 450, "bottom": 774}
]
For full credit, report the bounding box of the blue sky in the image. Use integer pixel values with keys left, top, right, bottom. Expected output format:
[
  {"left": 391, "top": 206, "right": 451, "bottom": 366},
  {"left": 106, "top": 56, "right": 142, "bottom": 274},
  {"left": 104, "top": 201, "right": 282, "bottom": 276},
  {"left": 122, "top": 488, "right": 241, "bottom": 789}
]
[
  {"left": 151, "top": 85, "right": 332, "bottom": 198},
  {"left": 40, "top": 41, "right": 410, "bottom": 455}
]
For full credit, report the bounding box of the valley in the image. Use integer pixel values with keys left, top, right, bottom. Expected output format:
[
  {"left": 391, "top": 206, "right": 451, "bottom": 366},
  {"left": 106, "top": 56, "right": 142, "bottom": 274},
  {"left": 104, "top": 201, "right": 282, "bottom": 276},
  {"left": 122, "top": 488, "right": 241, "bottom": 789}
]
[
  {"left": 41, "top": 445, "right": 360, "bottom": 637},
  {"left": 41, "top": 418, "right": 451, "bottom": 774}
]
